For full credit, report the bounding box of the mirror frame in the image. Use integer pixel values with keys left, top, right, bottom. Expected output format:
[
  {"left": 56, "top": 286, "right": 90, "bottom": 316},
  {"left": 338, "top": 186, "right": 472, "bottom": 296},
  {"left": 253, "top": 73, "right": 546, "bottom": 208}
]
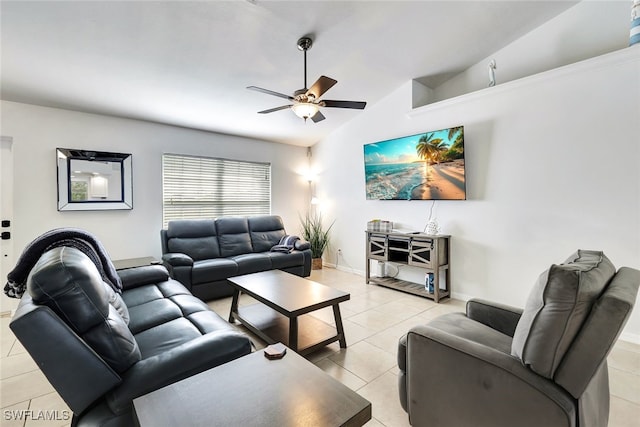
[{"left": 57, "top": 148, "right": 133, "bottom": 211}]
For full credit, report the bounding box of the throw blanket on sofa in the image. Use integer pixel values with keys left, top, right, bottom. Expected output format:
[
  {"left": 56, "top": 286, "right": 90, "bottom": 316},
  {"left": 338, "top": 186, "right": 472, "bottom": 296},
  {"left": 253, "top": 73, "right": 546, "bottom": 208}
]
[
  {"left": 4, "top": 228, "right": 122, "bottom": 299},
  {"left": 270, "top": 235, "right": 300, "bottom": 254}
]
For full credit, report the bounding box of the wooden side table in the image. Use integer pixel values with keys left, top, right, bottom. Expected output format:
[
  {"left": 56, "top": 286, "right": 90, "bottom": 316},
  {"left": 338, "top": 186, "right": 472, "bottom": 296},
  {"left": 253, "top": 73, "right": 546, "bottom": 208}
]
[{"left": 111, "top": 256, "right": 159, "bottom": 270}]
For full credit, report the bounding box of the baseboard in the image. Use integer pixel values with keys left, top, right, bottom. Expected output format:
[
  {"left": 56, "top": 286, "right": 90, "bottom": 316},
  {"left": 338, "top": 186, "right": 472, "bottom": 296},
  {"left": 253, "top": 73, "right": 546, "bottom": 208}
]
[
  {"left": 324, "top": 262, "right": 365, "bottom": 276},
  {"left": 619, "top": 331, "right": 640, "bottom": 345}
]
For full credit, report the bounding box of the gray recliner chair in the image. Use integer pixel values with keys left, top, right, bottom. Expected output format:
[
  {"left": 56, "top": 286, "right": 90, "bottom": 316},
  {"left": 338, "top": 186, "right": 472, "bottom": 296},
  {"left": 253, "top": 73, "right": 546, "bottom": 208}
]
[{"left": 398, "top": 250, "right": 639, "bottom": 427}]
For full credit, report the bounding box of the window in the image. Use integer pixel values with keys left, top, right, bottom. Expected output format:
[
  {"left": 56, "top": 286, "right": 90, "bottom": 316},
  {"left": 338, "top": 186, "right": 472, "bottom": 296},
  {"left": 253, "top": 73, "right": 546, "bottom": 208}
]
[{"left": 162, "top": 153, "right": 271, "bottom": 227}]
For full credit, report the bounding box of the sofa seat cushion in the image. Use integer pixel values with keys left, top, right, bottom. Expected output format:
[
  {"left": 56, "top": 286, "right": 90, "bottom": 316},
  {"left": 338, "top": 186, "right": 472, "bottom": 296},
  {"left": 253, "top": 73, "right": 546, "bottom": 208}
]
[
  {"left": 192, "top": 258, "right": 239, "bottom": 284},
  {"left": 231, "top": 253, "right": 272, "bottom": 274},
  {"left": 134, "top": 317, "right": 208, "bottom": 359},
  {"left": 268, "top": 251, "right": 304, "bottom": 270},
  {"left": 127, "top": 298, "right": 183, "bottom": 335},
  {"left": 128, "top": 281, "right": 239, "bottom": 359},
  {"left": 122, "top": 279, "right": 191, "bottom": 307},
  {"left": 125, "top": 280, "right": 224, "bottom": 334},
  {"left": 133, "top": 310, "right": 238, "bottom": 359},
  {"left": 511, "top": 250, "right": 615, "bottom": 378}
]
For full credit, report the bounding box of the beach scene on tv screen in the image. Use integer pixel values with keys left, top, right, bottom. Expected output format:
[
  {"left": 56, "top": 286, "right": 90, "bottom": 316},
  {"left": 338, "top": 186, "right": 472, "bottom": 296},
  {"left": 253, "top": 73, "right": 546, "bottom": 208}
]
[{"left": 364, "top": 126, "right": 465, "bottom": 200}]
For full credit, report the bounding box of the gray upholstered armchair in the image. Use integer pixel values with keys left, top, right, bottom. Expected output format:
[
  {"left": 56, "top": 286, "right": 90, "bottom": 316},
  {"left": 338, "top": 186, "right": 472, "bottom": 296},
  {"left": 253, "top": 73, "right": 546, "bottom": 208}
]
[{"left": 398, "top": 250, "right": 639, "bottom": 427}]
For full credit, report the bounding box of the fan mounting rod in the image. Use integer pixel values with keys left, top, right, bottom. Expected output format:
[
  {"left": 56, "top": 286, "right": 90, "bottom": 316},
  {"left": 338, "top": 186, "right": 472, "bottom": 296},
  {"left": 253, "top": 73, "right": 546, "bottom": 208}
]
[{"left": 297, "top": 37, "right": 313, "bottom": 91}]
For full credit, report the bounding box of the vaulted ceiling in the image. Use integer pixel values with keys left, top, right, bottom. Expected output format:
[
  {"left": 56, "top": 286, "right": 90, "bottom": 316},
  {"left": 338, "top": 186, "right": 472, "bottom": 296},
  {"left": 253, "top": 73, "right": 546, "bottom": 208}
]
[{"left": 1, "top": 1, "right": 578, "bottom": 146}]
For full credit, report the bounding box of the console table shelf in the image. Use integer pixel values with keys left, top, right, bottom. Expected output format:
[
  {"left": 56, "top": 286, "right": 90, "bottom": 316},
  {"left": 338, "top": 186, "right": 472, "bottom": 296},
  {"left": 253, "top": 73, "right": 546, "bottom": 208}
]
[{"left": 365, "top": 231, "right": 451, "bottom": 302}]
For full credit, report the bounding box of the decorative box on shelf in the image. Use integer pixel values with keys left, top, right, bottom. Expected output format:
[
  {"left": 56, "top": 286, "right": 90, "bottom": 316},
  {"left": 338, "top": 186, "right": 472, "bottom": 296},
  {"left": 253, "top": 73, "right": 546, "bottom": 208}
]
[{"left": 367, "top": 219, "right": 393, "bottom": 233}]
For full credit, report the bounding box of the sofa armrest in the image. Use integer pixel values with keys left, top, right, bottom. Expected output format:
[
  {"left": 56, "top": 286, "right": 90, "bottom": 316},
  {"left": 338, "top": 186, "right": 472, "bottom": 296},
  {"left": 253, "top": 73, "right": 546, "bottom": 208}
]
[
  {"left": 294, "top": 240, "right": 311, "bottom": 251},
  {"left": 105, "top": 330, "right": 251, "bottom": 414},
  {"left": 466, "top": 298, "right": 523, "bottom": 337},
  {"left": 161, "top": 252, "right": 194, "bottom": 267},
  {"left": 10, "top": 300, "right": 121, "bottom": 414},
  {"left": 117, "top": 265, "right": 170, "bottom": 290}
]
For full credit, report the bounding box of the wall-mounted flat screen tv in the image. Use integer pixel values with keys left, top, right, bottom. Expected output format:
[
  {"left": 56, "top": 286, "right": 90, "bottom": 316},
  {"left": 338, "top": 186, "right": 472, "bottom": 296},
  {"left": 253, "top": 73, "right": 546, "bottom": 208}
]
[{"left": 363, "top": 126, "right": 466, "bottom": 200}]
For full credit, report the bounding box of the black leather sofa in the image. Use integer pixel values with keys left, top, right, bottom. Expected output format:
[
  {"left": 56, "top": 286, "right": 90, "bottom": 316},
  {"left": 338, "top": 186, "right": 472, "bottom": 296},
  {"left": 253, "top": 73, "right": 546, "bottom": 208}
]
[
  {"left": 10, "top": 246, "right": 252, "bottom": 427},
  {"left": 160, "top": 215, "right": 312, "bottom": 300}
]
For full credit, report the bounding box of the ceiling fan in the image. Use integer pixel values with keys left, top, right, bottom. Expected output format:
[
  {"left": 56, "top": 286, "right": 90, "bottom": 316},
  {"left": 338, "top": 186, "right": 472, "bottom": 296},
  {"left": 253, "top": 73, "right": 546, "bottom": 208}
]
[{"left": 247, "top": 36, "right": 366, "bottom": 123}]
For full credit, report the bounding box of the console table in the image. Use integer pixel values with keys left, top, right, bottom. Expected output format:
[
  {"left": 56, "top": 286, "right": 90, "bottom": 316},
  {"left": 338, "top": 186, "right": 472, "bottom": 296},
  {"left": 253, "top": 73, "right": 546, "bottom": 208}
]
[{"left": 365, "top": 231, "right": 450, "bottom": 302}]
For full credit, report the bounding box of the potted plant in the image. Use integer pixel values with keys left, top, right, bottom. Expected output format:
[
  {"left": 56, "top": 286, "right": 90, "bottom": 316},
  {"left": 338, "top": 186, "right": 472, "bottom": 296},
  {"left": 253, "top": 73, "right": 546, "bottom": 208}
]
[{"left": 300, "top": 212, "right": 335, "bottom": 269}]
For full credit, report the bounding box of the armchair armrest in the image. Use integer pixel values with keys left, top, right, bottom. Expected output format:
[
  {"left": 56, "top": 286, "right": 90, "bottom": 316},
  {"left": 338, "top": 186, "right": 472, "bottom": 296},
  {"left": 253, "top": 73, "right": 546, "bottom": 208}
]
[
  {"left": 404, "top": 317, "right": 575, "bottom": 427},
  {"left": 105, "top": 330, "right": 251, "bottom": 414},
  {"left": 117, "top": 265, "right": 170, "bottom": 290},
  {"left": 466, "top": 298, "right": 523, "bottom": 337},
  {"left": 161, "top": 252, "right": 193, "bottom": 267},
  {"left": 294, "top": 240, "right": 311, "bottom": 251}
]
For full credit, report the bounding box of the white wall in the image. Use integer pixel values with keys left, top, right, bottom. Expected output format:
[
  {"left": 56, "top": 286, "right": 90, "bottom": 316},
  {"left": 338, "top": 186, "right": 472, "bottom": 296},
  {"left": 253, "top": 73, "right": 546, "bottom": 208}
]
[
  {"left": 0, "top": 101, "right": 311, "bottom": 261},
  {"left": 430, "top": 0, "right": 631, "bottom": 103},
  {"left": 312, "top": 47, "right": 640, "bottom": 340}
]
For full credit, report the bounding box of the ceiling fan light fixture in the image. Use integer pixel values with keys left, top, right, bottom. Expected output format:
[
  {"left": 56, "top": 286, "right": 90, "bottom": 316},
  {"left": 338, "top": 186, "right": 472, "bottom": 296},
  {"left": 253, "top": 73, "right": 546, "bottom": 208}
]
[{"left": 291, "top": 102, "right": 319, "bottom": 120}]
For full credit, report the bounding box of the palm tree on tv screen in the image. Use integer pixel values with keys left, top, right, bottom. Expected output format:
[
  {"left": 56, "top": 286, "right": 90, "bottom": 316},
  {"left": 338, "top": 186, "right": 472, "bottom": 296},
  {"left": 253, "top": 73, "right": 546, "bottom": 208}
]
[{"left": 416, "top": 133, "right": 446, "bottom": 178}]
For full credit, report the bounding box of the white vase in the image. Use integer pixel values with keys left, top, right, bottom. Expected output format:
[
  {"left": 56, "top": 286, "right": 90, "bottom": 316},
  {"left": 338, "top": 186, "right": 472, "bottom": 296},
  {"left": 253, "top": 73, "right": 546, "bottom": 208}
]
[{"left": 425, "top": 219, "right": 440, "bottom": 235}]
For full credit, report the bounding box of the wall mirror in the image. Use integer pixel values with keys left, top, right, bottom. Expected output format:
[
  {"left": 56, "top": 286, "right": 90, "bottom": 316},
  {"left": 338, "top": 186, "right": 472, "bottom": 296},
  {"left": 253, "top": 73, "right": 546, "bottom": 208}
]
[{"left": 57, "top": 148, "right": 133, "bottom": 211}]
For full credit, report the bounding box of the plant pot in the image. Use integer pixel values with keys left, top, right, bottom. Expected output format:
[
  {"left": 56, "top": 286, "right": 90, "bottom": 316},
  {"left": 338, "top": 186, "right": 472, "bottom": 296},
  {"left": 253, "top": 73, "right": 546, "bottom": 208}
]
[{"left": 312, "top": 258, "right": 323, "bottom": 270}]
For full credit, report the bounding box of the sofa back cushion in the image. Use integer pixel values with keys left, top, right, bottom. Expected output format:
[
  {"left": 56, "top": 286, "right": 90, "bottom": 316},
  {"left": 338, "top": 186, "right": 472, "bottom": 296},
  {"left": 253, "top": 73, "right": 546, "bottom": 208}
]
[
  {"left": 511, "top": 250, "right": 615, "bottom": 378},
  {"left": 248, "top": 215, "right": 286, "bottom": 253},
  {"left": 27, "top": 246, "right": 141, "bottom": 374},
  {"left": 216, "top": 217, "right": 253, "bottom": 257},
  {"left": 166, "top": 219, "right": 220, "bottom": 260}
]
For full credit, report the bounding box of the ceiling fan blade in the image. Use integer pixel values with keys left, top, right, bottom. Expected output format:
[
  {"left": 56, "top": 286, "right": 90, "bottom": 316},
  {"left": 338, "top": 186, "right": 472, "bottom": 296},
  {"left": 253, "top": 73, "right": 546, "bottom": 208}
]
[
  {"left": 247, "top": 86, "right": 294, "bottom": 101},
  {"left": 310, "top": 110, "right": 326, "bottom": 123},
  {"left": 258, "top": 105, "right": 292, "bottom": 114},
  {"left": 306, "top": 76, "right": 337, "bottom": 100},
  {"left": 322, "top": 100, "right": 367, "bottom": 109}
]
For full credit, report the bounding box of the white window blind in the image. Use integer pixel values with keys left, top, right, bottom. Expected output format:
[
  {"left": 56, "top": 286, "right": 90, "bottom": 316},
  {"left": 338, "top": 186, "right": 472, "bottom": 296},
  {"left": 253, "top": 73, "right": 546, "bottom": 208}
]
[{"left": 162, "top": 153, "right": 271, "bottom": 227}]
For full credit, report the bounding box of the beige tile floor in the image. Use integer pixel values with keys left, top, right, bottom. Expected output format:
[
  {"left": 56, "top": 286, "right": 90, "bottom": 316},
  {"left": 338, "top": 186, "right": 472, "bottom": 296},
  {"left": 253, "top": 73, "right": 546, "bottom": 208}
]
[{"left": 1, "top": 267, "right": 639, "bottom": 426}]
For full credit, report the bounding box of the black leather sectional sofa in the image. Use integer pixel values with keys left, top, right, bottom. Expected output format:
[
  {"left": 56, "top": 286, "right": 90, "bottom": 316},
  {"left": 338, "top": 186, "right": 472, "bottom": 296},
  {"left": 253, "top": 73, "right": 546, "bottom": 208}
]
[
  {"left": 10, "top": 246, "right": 252, "bottom": 427},
  {"left": 160, "top": 215, "right": 312, "bottom": 300}
]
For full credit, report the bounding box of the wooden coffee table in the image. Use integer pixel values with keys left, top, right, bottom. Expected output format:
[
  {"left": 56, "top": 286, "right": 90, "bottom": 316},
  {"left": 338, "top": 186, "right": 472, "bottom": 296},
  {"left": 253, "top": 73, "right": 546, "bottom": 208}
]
[
  {"left": 228, "top": 270, "right": 350, "bottom": 355},
  {"left": 133, "top": 349, "right": 371, "bottom": 426}
]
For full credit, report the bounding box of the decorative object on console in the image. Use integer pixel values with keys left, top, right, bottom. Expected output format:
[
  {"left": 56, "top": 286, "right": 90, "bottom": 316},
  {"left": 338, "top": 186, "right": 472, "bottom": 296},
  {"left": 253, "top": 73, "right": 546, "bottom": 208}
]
[
  {"left": 424, "top": 200, "right": 440, "bottom": 235},
  {"left": 56, "top": 148, "right": 132, "bottom": 211},
  {"left": 424, "top": 218, "right": 440, "bottom": 235},
  {"left": 363, "top": 126, "right": 465, "bottom": 200},
  {"left": 300, "top": 212, "right": 335, "bottom": 269},
  {"left": 247, "top": 36, "right": 366, "bottom": 122},
  {"left": 367, "top": 219, "right": 393, "bottom": 232}
]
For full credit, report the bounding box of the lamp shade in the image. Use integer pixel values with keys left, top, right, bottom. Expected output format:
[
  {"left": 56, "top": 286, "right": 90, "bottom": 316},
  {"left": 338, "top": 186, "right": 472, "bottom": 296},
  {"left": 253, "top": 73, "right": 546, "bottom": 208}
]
[{"left": 292, "top": 103, "right": 319, "bottom": 120}]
